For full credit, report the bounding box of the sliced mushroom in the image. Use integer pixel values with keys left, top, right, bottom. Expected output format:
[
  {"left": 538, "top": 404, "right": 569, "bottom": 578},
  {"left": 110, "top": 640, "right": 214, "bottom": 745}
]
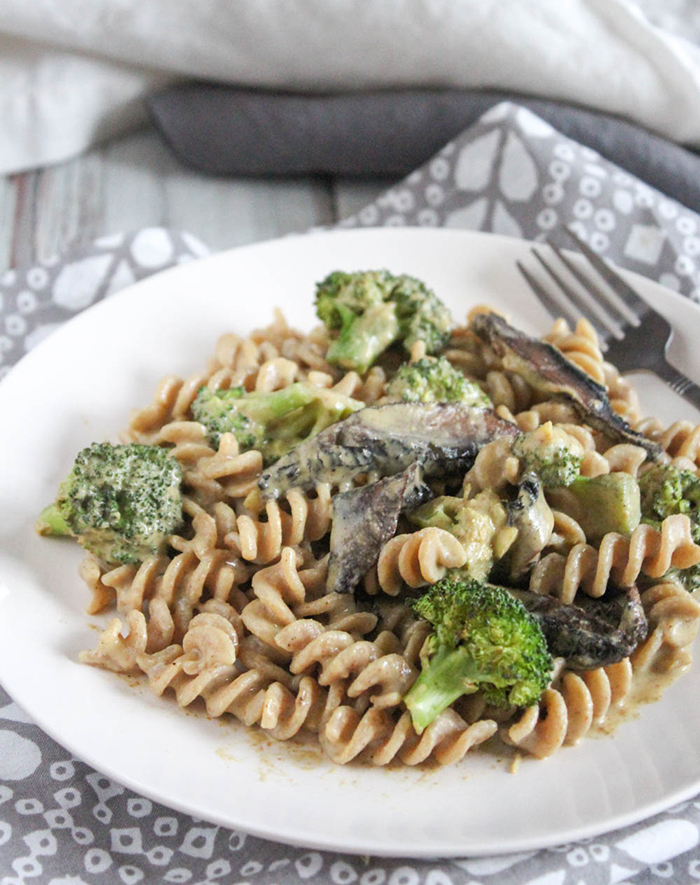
[
  {"left": 512, "top": 586, "right": 648, "bottom": 669},
  {"left": 470, "top": 312, "right": 662, "bottom": 460},
  {"left": 500, "top": 475, "right": 554, "bottom": 581},
  {"left": 327, "top": 463, "right": 431, "bottom": 595},
  {"left": 258, "top": 402, "right": 521, "bottom": 499}
]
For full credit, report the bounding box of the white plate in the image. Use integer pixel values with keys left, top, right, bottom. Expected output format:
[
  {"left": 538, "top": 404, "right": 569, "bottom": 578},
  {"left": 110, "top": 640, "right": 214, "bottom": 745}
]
[{"left": 1, "top": 227, "right": 700, "bottom": 858}]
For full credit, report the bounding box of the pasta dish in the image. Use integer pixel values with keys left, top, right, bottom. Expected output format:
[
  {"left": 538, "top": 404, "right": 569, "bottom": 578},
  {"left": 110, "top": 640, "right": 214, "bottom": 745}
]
[{"left": 37, "top": 269, "right": 700, "bottom": 768}]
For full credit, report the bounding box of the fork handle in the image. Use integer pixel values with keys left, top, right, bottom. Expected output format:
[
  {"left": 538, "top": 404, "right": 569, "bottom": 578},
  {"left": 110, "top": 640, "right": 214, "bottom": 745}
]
[{"left": 656, "top": 359, "right": 700, "bottom": 412}]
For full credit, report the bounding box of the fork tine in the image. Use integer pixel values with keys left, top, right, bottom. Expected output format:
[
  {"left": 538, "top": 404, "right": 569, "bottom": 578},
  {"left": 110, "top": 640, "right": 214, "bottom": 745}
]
[
  {"left": 516, "top": 260, "right": 581, "bottom": 332},
  {"left": 531, "top": 247, "right": 614, "bottom": 344},
  {"left": 548, "top": 243, "right": 626, "bottom": 335},
  {"left": 562, "top": 227, "right": 648, "bottom": 324}
]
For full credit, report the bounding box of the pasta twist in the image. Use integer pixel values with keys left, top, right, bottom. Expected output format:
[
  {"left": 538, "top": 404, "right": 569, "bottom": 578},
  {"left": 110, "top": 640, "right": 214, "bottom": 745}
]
[
  {"left": 79, "top": 557, "right": 116, "bottom": 614},
  {"left": 373, "top": 599, "right": 433, "bottom": 667},
  {"left": 253, "top": 356, "right": 299, "bottom": 392},
  {"left": 138, "top": 646, "right": 330, "bottom": 739},
  {"left": 543, "top": 318, "right": 606, "bottom": 386},
  {"left": 657, "top": 421, "right": 700, "bottom": 467},
  {"left": 102, "top": 536, "right": 248, "bottom": 620},
  {"left": 279, "top": 323, "right": 337, "bottom": 374},
  {"left": 320, "top": 706, "right": 497, "bottom": 766},
  {"left": 240, "top": 549, "right": 327, "bottom": 648},
  {"left": 80, "top": 598, "right": 243, "bottom": 673},
  {"left": 584, "top": 444, "right": 648, "bottom": 478},
  {"left": 503, "top": 659, "right": 634, "bottom": 759},
  {"left": 292, "top": 592, "right": 378, "bottom": 637},
  {"left": 329, "top": 366, "right": 388, "bottom": 404},
  {"left": 152, "top": 420, "right": 215, "bottom": 467},
  {"left": 632, "top": 581, "right": 700, "bottom": 676},
  {"left": 480, "top": 370, "right": 533, "bottom": 414},
  {"left": 275, "top": 619, "right": 418, "bottom": 711},
  {"left": 365, "top": 528, "right": 467, "bottom": 596},
  {"left": 147, "top": 421, "right": 262, "bottom": 501},
  {"left": 529, "top": 514, "right": 700, "bottom": 602},
  {"left": 195, "top": 434, "right": 264, "bottom": 498},
  {"left": 128, "top": 375, "right": 205, "bottom": 438},
  {"left": 501, "top": 401, "right": 581, "bottom": 434},
  {"left": 603, "top": 361, "right": 642, "bottom": 424},
  {"left": 230, "top": 484, "right": 332, "bottom": 564}
]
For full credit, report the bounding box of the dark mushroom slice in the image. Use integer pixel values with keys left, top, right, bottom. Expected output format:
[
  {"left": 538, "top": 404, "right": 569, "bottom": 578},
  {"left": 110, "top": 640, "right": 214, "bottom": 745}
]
[
  {"left": 258, "top": 402, "right": 521, "bottom": 500},
  {"left": 470, "top": 312, "right": 662, "bottom": 460},
  {"left": 499, "top": 475, "right": 554, "bottom": 581},
  {"left": 511, "top": 586, "right": 648, "bottom": 669},
  {"left": 327, "top": 463, "right": 432, "bottom": 595}
]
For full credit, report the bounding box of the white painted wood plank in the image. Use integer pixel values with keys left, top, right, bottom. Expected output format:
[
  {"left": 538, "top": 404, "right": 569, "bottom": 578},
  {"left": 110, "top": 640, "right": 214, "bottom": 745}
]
[
  {"left": 0, "top": 126, "right": 402, "bottom": 276},
  {"left": 163, "top": 173, "right": 333, "bottom": 251},
  {"left": 0, "top": 125, "right": 339, "bottom": 273},
  {"left": 100, "top": 130, "right": 168, "bottom": 235},
  {"left": 102, "top": 128, "right": 335, "bottom": 252},
  {"left": 0, "top": 175, "right": 18, "bottom": 274},
  {"left": 0, "top": 155, "right": 105, "bottom": 272},
  {"left": 32, "top": 153, "right": 104, "bottom": 264}
]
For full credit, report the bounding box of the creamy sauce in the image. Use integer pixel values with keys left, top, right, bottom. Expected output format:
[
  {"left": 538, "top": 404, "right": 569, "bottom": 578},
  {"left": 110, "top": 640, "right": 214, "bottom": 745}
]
[{"left": 592, "top": 647, "right": 692, "bottom": 738}]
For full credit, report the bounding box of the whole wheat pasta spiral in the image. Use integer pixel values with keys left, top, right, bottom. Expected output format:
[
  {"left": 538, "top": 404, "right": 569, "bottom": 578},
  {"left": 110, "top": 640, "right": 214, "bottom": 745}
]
[
  {"left": 239, "top": 548, "right": 327, "bottom": 651},
  {"left": 137, "top": 644, "right": 332, "bottom": 739},
  {"left": 480, "top": 370, "right": 533, "bottom": 414},
  {"left": 657, "top": 420, "right": 700, "bottom": 467},
  {"left": 320, "top": 705, "right": 497, "bottom": 766},
  {"left": 543, "top": 318, "right": 606, "bottom": 386},
  {"left": 632, "top": 581, "right": 700, "bottom": 676},
  {"left": 366, "top": 528, "right": 468, "bottom": 596},
  {"left": 230, "top": 484, "right": 332, "bottom": 564},
  {"left": 529, "top": 515, "right": 700, "bottom": 602},
  {"left": 275, "top": 619, "right": 418, "bottom": 711},
  {"left": 373, "top": 599, "right": 433, "bottom": 667},
  {"left": 503, "top": 659, "right": 634, "bottom": 759},
  {"left": 603, "top": 361, "right": 643, "bottom": 423},
  {"left": 80, "top": 598, "right": 243, "bottom": 673}
]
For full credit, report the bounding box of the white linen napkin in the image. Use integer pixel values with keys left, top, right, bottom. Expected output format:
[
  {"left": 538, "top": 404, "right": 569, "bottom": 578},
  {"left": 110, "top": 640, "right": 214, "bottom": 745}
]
[{"left": 3, "top": 0, "right": 700, "bottom": 174}]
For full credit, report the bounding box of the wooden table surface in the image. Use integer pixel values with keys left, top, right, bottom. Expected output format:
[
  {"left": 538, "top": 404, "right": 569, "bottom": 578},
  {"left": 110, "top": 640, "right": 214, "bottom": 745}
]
[{"left": 0, "top": 124, "right": 395, "bottom": 275}]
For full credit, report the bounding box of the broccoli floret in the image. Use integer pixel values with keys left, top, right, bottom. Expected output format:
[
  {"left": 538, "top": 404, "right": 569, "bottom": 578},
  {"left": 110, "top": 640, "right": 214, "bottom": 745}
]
[
  {"left": 661, "top": 564, "right": 700, "bottom": 592},
  {"left": 36, "top": 443, "right": 183, "bottom": 565},
  {"left": 404, "top": 576, "right": 553, "bottom": 732},
  {"left": 385, "top": 356, "right": 490, "bottom": 406},
  {"left": 191, "top": 383, "right": 363, "bottom": 463},
  {"left": 512, "top": 423, "right": 584, "bottom": 488},
  {"left": 390, "top": 273, "right": 454, "bottom": 355},
  {"left": 315, "top": 270, "right": 453, "bottom": 373},
  {"left": 639, "top": 464, "right": 700, "bottom": 542},
  {"left": 410, "top": 490, "right": 515, "bottom": 581}
]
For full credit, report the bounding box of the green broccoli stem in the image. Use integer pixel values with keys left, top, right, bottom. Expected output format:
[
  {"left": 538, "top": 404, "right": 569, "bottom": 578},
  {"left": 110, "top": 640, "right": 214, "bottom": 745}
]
[
  {"left": 404, "top": 645, "right": 479, "bottom": 733},
  {"left": 240, "top": 384, "right": 320, "bottom": 424},
  {"left": 326, "top": 302, "right": 400, "bottom": 373},
  {"left": 36, "top": 503, "right": 73, "bottom": 537},
  {"left": 272, "top": 399, "right": 343, "bottom": 442}
]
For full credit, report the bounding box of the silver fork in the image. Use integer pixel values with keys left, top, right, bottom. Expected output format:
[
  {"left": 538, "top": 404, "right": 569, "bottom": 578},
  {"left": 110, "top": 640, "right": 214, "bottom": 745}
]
[{"left": 517, "top": 227, "right": 700, "bottom": 411}]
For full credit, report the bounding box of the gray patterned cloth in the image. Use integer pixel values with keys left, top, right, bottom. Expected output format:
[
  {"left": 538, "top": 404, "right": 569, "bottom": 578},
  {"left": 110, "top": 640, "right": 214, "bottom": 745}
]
[{"left": 3, "top": 101, "right": 700, "bottom": 884}]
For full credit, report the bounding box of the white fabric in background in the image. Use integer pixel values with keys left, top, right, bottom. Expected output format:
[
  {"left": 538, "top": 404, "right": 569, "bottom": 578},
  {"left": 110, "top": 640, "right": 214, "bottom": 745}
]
[{"left": 2, "top": 0, "right": 700, "bottom": 174}]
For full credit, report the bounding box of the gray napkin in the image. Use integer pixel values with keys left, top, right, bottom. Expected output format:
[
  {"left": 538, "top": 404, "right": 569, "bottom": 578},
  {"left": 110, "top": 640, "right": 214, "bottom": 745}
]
[
  {"left": 148, "top": 85, "right": 700, "bottom": 213},
  {"left": 3, "top": 102, "right": 700, "bottom": 884}
]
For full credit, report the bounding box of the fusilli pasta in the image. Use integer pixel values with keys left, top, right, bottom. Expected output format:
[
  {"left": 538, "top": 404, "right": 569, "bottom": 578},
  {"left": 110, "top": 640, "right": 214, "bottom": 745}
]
[{"left": 55, "top": 281, "right": 700, "bottom": 773}]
